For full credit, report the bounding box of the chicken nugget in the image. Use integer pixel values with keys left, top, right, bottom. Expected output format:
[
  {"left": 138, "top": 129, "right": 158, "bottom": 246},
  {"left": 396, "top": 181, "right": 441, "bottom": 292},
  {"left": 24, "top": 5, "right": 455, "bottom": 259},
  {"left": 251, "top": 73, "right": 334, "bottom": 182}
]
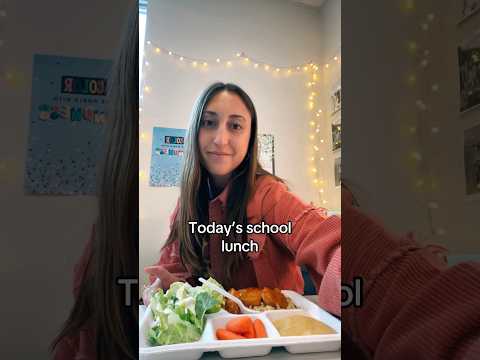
[
  {"left": 261, "top": 287, "right": 288, "bottom": 309},
  {"left": 224, "top": 288, "right": 241, "bottom": 314},
  {"left": 237, "top": 287, "right": 262, "bottom": 307}
]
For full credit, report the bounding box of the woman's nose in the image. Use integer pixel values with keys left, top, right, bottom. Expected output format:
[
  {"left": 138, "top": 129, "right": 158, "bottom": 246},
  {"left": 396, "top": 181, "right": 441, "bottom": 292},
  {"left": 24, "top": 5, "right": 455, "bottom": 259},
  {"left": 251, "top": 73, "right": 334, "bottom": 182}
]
[{"left": 213, "top": 125, "right": 229, "bottom": 145}]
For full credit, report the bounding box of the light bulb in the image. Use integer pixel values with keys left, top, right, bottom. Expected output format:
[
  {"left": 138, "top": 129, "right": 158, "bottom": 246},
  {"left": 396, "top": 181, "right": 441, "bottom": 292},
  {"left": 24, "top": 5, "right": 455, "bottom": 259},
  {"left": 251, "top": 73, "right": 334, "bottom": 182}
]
[
  {"left": 168, "top": 51, "right": 173, "bottom": 55},
  {"left": 254, "top": 63, "right": 259, "bottom": 68},
  {"left": 155, "top": 47, "right": 160, "bottom": 53},
  {"left": 227, "top": 61, "right": 232, "bottom": 66},
  {"left": 192, "top": 61, "right": 197, "bottom": 67},
  {"left": 179, "top": 57, "right": 184, "bottom": 61},
  {"left": 265, "top": 65, "right": 270, "bottom": 70},
  {"left": 216, "top": 58, "right": 220, "bottom": 63}
]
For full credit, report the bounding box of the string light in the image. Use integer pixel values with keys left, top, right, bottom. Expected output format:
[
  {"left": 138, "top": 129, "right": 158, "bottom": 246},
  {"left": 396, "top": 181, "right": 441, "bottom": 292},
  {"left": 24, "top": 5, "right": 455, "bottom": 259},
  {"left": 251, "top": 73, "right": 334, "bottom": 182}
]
[{"left": 143, "top": 40, "right": 341, "bottom": 207}]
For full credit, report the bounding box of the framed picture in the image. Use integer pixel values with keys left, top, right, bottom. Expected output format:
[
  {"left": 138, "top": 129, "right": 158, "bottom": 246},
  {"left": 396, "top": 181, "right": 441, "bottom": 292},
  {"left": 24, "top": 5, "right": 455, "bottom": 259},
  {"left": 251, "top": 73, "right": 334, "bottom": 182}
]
[
  {"left": 460, "top": 0, "right": 480, "bottom": 23},
  {"left": 334, "top": 157, "right": 341, "bottom": 187},
  {"left": 464, "top": 124, "right": 480, "bottom": 198},
  {"left": 331, "top": 86, "right": 341, "bottom": 115},
  {"left": 458, "top": 35, "right": 480, "bottom": 113},
  {"left": 332, "top": 123, "right": 341, "bottom": 151},
  {"left": 258, "top": 134, "right": 275, "bottom": 175}
]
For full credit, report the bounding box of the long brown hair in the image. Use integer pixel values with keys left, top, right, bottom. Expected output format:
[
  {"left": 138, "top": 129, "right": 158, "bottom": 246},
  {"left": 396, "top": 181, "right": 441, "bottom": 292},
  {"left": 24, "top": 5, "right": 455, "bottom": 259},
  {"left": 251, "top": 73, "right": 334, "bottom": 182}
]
[
  {"left": 165, "top": 82, "right": 280, "bottom": 286},
  {"left": 51, "top": 1, "right": 138, "bottom": 359}
]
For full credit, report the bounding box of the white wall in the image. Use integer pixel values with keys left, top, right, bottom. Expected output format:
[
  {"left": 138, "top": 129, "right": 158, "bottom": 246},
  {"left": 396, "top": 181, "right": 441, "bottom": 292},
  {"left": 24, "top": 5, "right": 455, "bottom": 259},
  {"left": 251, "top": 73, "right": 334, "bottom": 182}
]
[
  {"left": 0, "top": 1, "right": 131, "bottom": 358},
  {"left": 343, "top": 0, "right": 480, "bottom": 257},
  {"left": 140, "top": 0, "right": 341, "bottom": 290}
]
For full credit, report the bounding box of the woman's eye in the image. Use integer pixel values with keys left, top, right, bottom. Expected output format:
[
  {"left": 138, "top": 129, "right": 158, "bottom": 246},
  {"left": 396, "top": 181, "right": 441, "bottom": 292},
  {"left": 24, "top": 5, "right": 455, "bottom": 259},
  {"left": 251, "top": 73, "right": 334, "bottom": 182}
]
[
  {"left": 230, "top": 122, "right": 242, "bottom": 131},
  {"left": 201, "top": 119, "right": 216, "bottom": 128}
]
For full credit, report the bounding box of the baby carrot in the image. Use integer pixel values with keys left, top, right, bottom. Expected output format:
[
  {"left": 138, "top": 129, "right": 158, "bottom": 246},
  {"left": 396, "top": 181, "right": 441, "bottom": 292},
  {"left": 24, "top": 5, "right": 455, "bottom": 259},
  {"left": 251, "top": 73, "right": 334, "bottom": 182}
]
[
  {"left": 226, "top": 316, "right": 254, "bottom": 335},
  {"left": 216, "top": 328, "right": 247, "bottom": 340},
  {"left": 254, "top": 319, "right": 267, "bottom": 338}
]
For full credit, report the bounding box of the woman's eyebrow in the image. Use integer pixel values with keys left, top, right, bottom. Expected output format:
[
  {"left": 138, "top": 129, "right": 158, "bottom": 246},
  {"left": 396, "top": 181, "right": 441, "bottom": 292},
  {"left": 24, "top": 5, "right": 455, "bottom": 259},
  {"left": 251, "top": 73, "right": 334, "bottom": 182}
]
[
  {"left": 203, "top": 111, "right": 218, "bottom": 117},
  {"left": 229, "top": 114, "right": 246, "bottom": 121}
]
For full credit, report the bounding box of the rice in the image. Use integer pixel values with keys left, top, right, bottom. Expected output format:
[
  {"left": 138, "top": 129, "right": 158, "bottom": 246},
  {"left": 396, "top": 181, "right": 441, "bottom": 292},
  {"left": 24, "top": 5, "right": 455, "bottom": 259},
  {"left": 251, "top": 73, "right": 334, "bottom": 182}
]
[{"left": 250, "top": 297, "right": 296, "bottom": 311}]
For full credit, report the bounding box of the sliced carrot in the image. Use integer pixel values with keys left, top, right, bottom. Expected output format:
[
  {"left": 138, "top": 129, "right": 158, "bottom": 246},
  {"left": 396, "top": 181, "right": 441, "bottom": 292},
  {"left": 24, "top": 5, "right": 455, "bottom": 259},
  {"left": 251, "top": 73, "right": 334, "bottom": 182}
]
[
  {"left": 226, "top": 316, "right": 254, "bottom": 335},
  {"left": 216, "top": 328, "right": 247, "bottom": 340},
  {"left": 253, "top": 319, "right": 267, "bottom": 338},
  {"left": 244, "top": 321, "right": 256, "bottom": 338}
]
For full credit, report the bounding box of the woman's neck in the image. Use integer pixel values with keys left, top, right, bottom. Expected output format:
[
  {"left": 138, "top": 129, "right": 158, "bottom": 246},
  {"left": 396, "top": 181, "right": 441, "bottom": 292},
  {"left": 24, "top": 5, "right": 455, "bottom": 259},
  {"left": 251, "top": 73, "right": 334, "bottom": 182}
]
[{"left": 210, "top": 174, "right": 230, "bottom": 194}]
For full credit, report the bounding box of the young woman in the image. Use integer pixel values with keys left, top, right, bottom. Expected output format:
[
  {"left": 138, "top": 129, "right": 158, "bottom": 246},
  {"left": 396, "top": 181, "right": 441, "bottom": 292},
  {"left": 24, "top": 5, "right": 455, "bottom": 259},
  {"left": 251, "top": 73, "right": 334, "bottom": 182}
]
[
  {"left": 51, "top": 2, "right": 138, "bottom": 359},
  {"left": 144, "top": 82, "right": 341, "bottom": 316}
]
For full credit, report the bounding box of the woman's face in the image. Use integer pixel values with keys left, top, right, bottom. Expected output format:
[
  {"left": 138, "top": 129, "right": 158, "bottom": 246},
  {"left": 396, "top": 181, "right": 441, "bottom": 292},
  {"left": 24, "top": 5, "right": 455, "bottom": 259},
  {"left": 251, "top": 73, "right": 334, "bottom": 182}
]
[{"left": 198, "top": 90, "right": 252, "bottom": 185}]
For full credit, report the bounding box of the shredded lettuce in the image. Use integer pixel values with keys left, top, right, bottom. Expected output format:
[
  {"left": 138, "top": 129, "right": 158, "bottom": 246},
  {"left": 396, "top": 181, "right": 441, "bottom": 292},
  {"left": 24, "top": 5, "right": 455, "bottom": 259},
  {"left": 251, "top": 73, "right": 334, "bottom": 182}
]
[{"left": 148, "top": 277, "right": 225, "bottom": 346}]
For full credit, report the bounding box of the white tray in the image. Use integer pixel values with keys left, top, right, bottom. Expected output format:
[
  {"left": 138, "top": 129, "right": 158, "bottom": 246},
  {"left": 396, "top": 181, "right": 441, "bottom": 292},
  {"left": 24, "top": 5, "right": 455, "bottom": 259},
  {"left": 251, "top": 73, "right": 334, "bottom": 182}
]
[{"left": 139, "top": 290, "right": 341, "bottom": 359}]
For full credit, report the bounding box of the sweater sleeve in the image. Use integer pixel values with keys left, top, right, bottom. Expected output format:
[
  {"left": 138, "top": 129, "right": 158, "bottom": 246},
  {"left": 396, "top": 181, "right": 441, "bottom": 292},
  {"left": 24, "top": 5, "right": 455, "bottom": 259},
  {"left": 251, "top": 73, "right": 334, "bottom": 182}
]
[
  {"left": 146, "top": 200, "right": 193, "bottom": 289},
  {"left": 259, "top": 180, "right": 341, "bottom": 316},
  {"left": 342, "top": 203, "right": 480, "bottom": 359}
]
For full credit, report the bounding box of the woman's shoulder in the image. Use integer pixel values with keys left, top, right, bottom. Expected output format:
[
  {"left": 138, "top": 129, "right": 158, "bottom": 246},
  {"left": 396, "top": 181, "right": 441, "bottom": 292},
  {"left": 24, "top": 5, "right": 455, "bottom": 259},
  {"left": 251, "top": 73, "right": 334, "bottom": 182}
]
[
  {"left": 248, "top": 175, "right": 289, "bottom": 218},
  {"left": 254, "top": 174, "right": 287, "bottom": 196}
]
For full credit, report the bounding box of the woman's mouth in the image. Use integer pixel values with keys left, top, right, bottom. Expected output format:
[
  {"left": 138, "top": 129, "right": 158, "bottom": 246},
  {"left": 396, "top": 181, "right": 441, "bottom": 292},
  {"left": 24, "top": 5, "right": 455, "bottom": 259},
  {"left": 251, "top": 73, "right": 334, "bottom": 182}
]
[{"left": 207, "top": 151, "right": 232, "bottom": 160}]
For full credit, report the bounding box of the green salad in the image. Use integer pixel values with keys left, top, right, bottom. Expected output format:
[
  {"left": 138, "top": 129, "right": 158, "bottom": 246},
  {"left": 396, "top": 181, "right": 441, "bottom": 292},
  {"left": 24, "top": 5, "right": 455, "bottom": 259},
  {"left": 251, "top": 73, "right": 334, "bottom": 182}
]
[{"left": 148, "top": 278, "right": 225, "bottom": 346}]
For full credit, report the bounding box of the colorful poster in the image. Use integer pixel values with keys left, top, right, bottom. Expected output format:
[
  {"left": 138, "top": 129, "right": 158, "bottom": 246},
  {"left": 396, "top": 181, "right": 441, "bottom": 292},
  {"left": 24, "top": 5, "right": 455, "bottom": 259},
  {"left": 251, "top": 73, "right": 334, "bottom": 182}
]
[
  {"left": 25, "top": 54, "right": 112, "bottom": 195},
  {"left": 149, "top": 127, "right": 186, "bottom": 187}
]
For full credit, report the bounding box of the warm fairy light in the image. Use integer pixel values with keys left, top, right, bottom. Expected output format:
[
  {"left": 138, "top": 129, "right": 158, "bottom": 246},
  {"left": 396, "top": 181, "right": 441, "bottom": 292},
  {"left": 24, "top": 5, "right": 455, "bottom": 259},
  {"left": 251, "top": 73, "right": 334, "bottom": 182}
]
[
  {"left": 322, "top": 200, "right": 327, "bottom": 204},
  {"left": 303, "top": 66, "right": 308, "bottom": 71},
  {"left": 310, "top": 156, "right": 315, "bottom": 161},
  {"left": 313, "top": 179, "right": 319, "bottom": 184},
  {"left": 203, "top": 62, "right": 208, "bottom": 67},
  {"left": 312, "top": 168, "right": 318, "bottom": 173},
  {"left": 287, "top": 69, "right": 292, "bottom": 74},
  {"left": 334, "top": 56, "right": 338, "bottom": 61},
  {"left": 319, "top": 188, "right": 324, "bottom": 193},
  {"left": 264, "top": 65, "right": 270, "bottom": 70},
  {"left": 254, "top": 63, "right": 259, "bottom": 68},
  {"left": 296, "top": 66, "right": 301, "bottom": 71},
  {"left": 216, "top": 58, "right": 220, "bottom": 63},
  {"left": 168, "top": 51, "right": 173, "bottom": 55},
  {"left": 316, "top": 113, "right": 321, "bottom": 117},
  {"left": 276, "top": 68, "right": 280, "bottom": 72},
  {"left": 309, "top": 134, "right": 315, "bottom": 140},
  {"left": 227, "top": 61, "right": 232, "bottom": 67},
  {"left": 140, "top": 132, "right": 148, "bottom": 140},
  {"left": 245, "top": 57, "right": 250, "bottom": 62},
  {"left": 325, "top": 63, "right": 329, "bottom": 68},
  {"left": 320, "top": 157, "right": 324, "bottom": 161},
  {"left": 144, "top": 85, "right": 151, "bottom": 93},
  {"left": 236, "top": 52, "right": 241, "bottom": 57},
  {"left": 192, "top": 61, "right": 198, "bottom": 67},
  {"left": 309, "top": 121, "right": 315, "bottom": 127},
  {"left": 309, "top": 101, "right": 314, "bottom": 110},
  {"left": 314, "top": 146, "right": 319, "bottom": 151},
  {"left": 179, "top": 56, "right": 184, "bottom": 61},
  {"left": 155, "top": 47, "right": 160, "bottom": 53},
  {"left": 316, "top": 128, "right": 320, "bottom": 133}
]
